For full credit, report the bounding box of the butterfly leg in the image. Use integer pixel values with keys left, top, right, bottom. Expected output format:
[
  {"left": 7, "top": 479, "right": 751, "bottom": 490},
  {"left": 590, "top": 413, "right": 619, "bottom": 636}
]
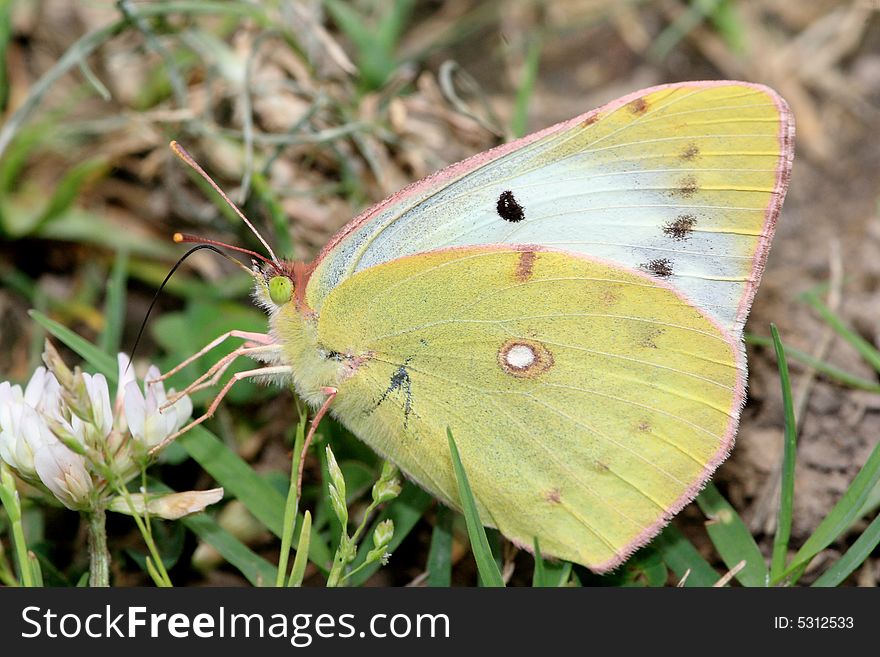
[
  {"left": 297, "top": 386, "right": 338, "bottom": 500},
  {"left": 149, "top": 330, "right": 276, "bottom": 383},
  {"left": 161, "top": 344, "right": 282, "bottom": 409},
  {"left": 149, "top": 364, "right": 293, "bottom": 456}
]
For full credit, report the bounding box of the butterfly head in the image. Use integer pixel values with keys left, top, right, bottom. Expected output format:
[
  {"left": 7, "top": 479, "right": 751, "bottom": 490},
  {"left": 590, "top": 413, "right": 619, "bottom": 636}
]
[{"left": 253, "top": 260, "right": 311, "bottom": 314}]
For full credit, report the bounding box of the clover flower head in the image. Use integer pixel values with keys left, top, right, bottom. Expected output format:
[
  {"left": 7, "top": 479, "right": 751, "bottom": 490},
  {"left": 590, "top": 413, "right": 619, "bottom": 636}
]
[{"left": 0, "top": 344, "right": 197, "bottom": 510}]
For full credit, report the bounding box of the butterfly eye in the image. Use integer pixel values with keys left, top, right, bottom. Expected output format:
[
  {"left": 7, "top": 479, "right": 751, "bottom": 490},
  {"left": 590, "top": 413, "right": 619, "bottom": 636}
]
[{"left": 268, "top": 275, "right": 293, "bottom": 305}]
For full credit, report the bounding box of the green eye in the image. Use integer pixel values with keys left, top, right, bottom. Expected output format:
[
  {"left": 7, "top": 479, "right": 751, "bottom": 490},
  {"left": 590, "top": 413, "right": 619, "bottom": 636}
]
[{"left": 268, "top": 275, "right": 293, "bottom": 305}]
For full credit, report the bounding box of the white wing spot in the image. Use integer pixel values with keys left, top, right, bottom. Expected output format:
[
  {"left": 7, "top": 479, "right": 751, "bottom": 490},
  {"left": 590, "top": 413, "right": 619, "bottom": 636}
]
[
  {"left": 506, "top": 344, "right": 536, "bottom": 368},
  {"left": 498, "top": 339, "right": 555, "bottom": 378}
]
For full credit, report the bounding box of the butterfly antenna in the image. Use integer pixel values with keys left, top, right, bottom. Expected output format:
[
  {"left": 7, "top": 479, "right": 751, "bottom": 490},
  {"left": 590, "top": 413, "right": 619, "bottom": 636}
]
[
  {"left": 169, "top": 141, "right": 280, "bottom": 264},
  {"left": 126, "top": 244, "right": 257, "bottom": 375},
  {"left": 173, "top": 232, "right": 277, "bottom": 271}
]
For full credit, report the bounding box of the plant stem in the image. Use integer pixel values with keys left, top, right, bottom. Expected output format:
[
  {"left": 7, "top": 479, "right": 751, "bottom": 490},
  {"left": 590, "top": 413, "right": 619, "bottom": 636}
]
[
  {"left": 325, "top": 539, "right": 350, "bottom": 588},
  {"left": 87, "top": 505, "right": 110, "bottom": 587},
  {"left": 0, "top": 465, "right": 34, "bottom": 586}
]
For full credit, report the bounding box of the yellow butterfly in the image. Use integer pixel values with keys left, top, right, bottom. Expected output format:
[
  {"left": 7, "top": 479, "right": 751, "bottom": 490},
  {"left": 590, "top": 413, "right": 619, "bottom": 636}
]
[{"left": 161, "top": 81, "right": 794, "bottom": 572}]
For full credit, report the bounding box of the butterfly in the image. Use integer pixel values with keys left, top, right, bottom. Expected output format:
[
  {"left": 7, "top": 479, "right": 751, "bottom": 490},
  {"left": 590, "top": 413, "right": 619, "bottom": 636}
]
[{"left": 161, "top": 80, "right": 794, "bottom": 573}]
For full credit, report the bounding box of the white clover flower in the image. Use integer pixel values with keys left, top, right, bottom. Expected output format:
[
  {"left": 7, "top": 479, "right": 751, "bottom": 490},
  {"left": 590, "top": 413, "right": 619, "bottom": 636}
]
[
  {"left": 0, "top": 377, "right": 59, "bottom": 479},
  {"left": 0, "top": 370, "right": 92, "bottom": 508},
  {"left": 33, "top": 438, "right": 92, "bottom": 510},
  {"left": 82, "top": 372, "right": 113, "bottom": 438},
  {"left": 124, "top": 365, "right": 193, "bottom": 451},
  {"left": 114, "top": 353, "right": 137, "bottom": 432}
]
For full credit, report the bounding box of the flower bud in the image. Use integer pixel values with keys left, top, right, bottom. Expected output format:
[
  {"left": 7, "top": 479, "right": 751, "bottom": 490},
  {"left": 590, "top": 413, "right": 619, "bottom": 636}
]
[
  {"left": 41, "top": 340, "right": 75, "bottom": 392},
  {"left": 325, "top": 445, "right": 345, "bottom": 502},
  {"left": 372, "top": 478, "right": 401, "bottom": 504},
  {"left": 372, "top": 519, "right": 394, "bottom": 550},
  {"left": 328, "top": 483, "right": 348, "bottom": 527},
  {"left": 108, "top": 488, "right": 224, "bottom": 520}
]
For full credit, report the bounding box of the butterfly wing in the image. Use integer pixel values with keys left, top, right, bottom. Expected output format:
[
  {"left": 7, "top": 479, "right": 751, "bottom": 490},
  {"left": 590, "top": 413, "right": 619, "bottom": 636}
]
[
  {"left": 305, "top": 246, "right": 742, "bottom": 571},
  {"left": 305, "top": 81, "right": 793, "bottom": 334}
]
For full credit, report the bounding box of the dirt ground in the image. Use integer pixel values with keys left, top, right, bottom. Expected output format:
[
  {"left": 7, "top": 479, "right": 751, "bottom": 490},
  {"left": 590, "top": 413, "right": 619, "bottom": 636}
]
[{"left": 1, "top": 1, "right": 879, "bottom": 584}]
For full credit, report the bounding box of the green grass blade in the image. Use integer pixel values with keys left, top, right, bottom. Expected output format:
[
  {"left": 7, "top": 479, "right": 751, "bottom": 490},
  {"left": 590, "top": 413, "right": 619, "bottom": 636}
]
[
  {"left": 98, "top": 248, "right": 129, "bottom": 355},
  {"left": 532, "top": 536, "right": 547, "bottom": 587},
  {"left": 30, "top": 309, "right": 117, "bottom": 375},
  {"left": 346, "top": 483, "right": 433, "bottom": 586},
  {"left": 510, "top": 34, "right": 542, "bottom": 138},
  {"left": 176, "top": 430, "right": 279, "bottom": 536},
  {"left": 426, "top": 505, "right": 454, "bottom": 587},
  {"left": 147, "top": 480, "right": 277, "bottom": 586},
  {"left": 543, "top": 560, "right": 573, "bottom": 587},
  {"left": 648, "top": 0, "right": 723, "bottom": 62},
  {"left": 0, "top": 20, "right": 125, "bottom": 160},
  {"left": 746, "top": 334, "right": 880, "bottom": 392},
  {"left": 769, "top": 324, "right": 797, "bottom": 580},
  {"left": 696, "top": 484, "right": 768, "bottom": 586},
  {"left": 33, "top": 158, "right": 109, "bottom": 232},
  {"left": 0, "top": 465, "right": 34, "bottom": 586},
  {"left": 653, "top": 525, "right": 719, "bottom": 586},
  {"left": 802, "top": 292, "right": 880, "bottom": 373},
  {"left": 27, "top": 551, "right": 43, "bottom": 587},
  {"left": 779, "top": 439, "right": 880, "bottom": 584},
  {"left": 182, "top": 513, "right": 277, "bottom": 586},
  {"left": 0, "top": 0, "right": 12, "bottom": 110},
  {"left": 811, "top": 512, "right": 880, "bottom": 587},
  {"left": 288, "top": 511, "right": 312, "bottom": 587},
  {"left": 250, "top": 172, "right": 293, "bottom": 260},
  {"left": 528, "top": 538, "right": 573, "bottom": 587},
  {"left": 446, "top": 428, "right": 504, "bottom": 587},
  {"left": 276, "top": 421, "right": 306, "bottom": 586}
]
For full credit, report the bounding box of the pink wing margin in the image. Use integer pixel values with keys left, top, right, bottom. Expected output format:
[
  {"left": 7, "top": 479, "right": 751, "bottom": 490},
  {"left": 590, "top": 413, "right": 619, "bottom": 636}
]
[{"left": 308, "top": 80, "right": 796, "bottom": 573}]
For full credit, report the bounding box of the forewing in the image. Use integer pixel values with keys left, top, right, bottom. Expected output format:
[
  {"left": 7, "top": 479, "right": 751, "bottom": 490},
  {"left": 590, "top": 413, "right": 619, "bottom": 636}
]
[
  {"left": 306, "top": 81, "right": 793, "bottom": 333},
  {"left": 317, "top": 246, "right": 743, "bottom": 571}
]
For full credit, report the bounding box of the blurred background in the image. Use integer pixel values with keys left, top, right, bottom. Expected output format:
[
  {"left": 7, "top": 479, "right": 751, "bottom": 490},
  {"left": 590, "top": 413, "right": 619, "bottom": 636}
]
[{"left": 0, "top": 0, "right": 878, "bottom": 585}]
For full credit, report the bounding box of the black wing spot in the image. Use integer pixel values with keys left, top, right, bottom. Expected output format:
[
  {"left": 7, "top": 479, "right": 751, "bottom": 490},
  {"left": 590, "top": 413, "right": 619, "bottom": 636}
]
[
  {"left": 497, "top": 190, "right": 525, "bottom": 222},
  {"left": 662, "top": 214, "right": 697, "bottom": 240},
  {"left": 640, "top": 258, "right": 674, "bottom": 278},
  {"left": 371, "top": 359, "right": 414, "bottom": 428}
]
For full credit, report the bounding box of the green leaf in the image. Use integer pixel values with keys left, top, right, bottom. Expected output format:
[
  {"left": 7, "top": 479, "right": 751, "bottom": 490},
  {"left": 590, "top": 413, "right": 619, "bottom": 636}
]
[
  {"left": 770, "top": 324, "right": 798, "bottom": 580},
  {"left": 427, "top": 506, "right": 454, "bottom": 587},
  {"left": 654, "top": 524, "right": 719, "bottom": 586},
  {"left": 622, "top": 549, "right": 667, "bottom": 587},
  {"left": 183, "top": 512, "right": 277, "bottom": 586},
  {"left": 697, "top": 484, "right": 768, "bottom": 587},
  {"left": 446, "top": 428, "right": 504, "bottom": 587}
]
